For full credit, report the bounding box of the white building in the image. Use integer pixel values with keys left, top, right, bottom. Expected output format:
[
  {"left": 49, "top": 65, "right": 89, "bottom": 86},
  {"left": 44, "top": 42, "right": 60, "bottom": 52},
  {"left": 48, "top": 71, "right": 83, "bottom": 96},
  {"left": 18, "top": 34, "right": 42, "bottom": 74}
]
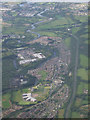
[
  {"left": 22, "top": 93, "right": 36, "bottom": 102},
  {"left": 33, "top": 53, "right": 46, "bottom": 59}
]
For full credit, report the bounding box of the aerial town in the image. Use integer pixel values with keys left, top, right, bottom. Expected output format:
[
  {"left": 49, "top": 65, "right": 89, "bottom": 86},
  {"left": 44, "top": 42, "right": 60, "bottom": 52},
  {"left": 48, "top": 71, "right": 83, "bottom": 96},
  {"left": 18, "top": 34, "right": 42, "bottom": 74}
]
[{"left": 1, "top": 2, "right": 88, "bottom": 119}]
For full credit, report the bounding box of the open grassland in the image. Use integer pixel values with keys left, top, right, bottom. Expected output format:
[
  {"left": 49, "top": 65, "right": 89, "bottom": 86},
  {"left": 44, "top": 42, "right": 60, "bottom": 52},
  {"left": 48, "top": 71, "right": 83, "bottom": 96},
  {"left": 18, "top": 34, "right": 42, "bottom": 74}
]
[
  {"left": 2, "top": 93, "right": 11, "bottom": 109},
  {"left": 80, "top": 54, "right": 88, "bottom": 68},
  {"left": 77, "top": 82, "right": 88, "bottom": 95},
  {"left": 58, "top": 109, "right": 64, "bottom": 118},
  {"left": 77, "top": 68, "right": 88, "bottom": 81}
]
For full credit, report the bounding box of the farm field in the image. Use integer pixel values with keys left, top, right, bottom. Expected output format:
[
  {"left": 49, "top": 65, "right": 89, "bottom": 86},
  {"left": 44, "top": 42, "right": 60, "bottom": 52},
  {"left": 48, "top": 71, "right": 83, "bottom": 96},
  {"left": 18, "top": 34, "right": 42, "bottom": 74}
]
[
  {"left": 77, "top": 68, "right": 88, "bottom": 81},
  {"left": 64, "top": 37, "right": 71, "bottom": 48},
  {"left": 77, "top": 82, "right": 88, "bottom": 95},
  {"left": 72, "top": 112, "right": 81, "bottom": 118},
  {"left": 75, "top": 98, "right": 88, "bottom": 107},
  {"left": 80, "top": 54, "right": 88, "bottom": 68},
  {"left": 2, "top": 93, "right": 11, "bottom": 109},
  {"left": 58, "top": 109, "right": 64, "bottom": 118}
]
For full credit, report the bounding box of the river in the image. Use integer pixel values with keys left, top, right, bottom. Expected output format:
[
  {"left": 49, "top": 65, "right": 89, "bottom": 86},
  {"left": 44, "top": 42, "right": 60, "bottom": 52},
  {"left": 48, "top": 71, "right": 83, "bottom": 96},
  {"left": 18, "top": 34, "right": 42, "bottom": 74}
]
[{"left": 13, "top": 10, "right": 52, "bottom": 70}]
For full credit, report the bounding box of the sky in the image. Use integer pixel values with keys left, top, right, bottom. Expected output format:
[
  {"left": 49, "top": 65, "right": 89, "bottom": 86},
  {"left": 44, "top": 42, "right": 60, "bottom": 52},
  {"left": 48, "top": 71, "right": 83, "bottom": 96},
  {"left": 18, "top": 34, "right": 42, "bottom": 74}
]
[{"left": 0, "top": 0, "right": 89, "bottom": 3}]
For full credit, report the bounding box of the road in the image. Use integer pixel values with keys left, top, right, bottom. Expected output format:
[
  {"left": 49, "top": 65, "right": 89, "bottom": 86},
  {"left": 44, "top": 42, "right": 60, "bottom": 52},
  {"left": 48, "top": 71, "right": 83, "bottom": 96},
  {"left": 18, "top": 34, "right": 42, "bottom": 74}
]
[{"left": 65, "top": 34, "right": 79, "bottom": 118}]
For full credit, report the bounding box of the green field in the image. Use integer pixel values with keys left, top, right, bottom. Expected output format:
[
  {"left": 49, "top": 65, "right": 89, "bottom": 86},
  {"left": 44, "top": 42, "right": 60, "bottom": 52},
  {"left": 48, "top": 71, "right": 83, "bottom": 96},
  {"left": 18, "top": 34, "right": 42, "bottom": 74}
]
[
  {"left": 32, "top": 85, "right": 50, "bottom": 101},
  {"left": 38, "top": 70, "right": 48, "bottom": 81},
  {"left": 82, "top": 100, "right": 88, "bottom": 105},
  {"left": 77, "top": 68, "right": 88, "bottom": 81},
  {"left": 2, "top": 93, "right": 11, "bottom": 109},
  {"left": 75, "top": 16, "right": 88, "bottom": 22},
  {"left": 80, "top": 54, "right": 88, "bottom": 68},
  {"left": 75, "top": 98, "right": 82, "bottom": 107},
  {"left": 77, "top": 82, "right": 88, "bottom": 95},
  {"left": 11, "top": 88, "right": 35, "bottom": 105},
  {"left": 58, "top": 109, "right": 64, "bottom": 118},
  {"left": 11, "top": 86, "right": 50, "bottom": 105},
  {"left": 72, "top": 112, "right": 81, "bottom": 118},
  {"left": 37, "top": 31, "right": 57, "bottom": 37},
  {"left": 81, "top": 34, "right": 88, "bottom": 38},
  {"left": 36, "top": 17, "right": 69, "bottom": 30},
  {"left": 64, "top": 37, "right": 71, "bottom": 48},
  {"left": 72, "top": 27, "right": 80, "bottom": 34},
  {"left": 2, "top": 58, "right": 16, "bottom": 90},
  {"left": 84, "top": 40, "right": 88, "bottom": 44},
  {"left": 75, "top": 98, "right": 88, "bottom": 107},
  {"left": 2, "top": 25, "right": 25, "bottom": 35}
]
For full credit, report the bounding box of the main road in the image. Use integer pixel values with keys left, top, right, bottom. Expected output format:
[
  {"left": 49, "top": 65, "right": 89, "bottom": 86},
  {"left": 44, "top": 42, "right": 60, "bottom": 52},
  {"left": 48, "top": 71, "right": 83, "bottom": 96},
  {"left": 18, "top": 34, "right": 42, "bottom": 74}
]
[{"left": 65, "top": 33, "right": 79, "bottom": 118}]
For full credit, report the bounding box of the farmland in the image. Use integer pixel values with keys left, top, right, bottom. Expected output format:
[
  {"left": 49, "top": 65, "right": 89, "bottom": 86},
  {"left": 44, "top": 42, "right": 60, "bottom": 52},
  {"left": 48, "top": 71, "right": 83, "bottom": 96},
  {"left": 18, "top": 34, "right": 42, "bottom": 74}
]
[
  {"left": 77, "top": 82, "right": 88, "bottom": 94},
  {"left": 80, "top": 54, "right": 88, "bottom": 68},
  {"left": 2, "top": 93, "right": 11, "bottom": 109},
  {"left": 78, "top": 69, "right": 88, "bottom": 81}
]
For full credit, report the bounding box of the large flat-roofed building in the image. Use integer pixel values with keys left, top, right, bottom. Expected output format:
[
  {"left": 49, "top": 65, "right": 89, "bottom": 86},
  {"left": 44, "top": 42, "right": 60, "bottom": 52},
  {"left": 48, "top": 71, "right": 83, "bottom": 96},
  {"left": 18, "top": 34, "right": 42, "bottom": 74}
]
[{"left": 22, "top": 93, "right": 36, "bottom": 102}]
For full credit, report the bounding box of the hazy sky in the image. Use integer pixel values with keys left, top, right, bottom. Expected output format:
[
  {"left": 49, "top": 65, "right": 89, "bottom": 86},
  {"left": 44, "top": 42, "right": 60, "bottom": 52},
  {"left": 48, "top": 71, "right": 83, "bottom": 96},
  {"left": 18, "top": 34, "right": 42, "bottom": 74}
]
[{"left": 0, "top": 0, "right": 89, "bottom": 2}]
